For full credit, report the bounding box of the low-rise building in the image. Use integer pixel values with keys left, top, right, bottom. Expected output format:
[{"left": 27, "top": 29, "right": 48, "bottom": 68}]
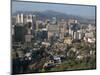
[
  {"left": 25, "top": 34, "right": 33, "bottom": 42},
  {"left": 64, "top": 37, "right": 72, "bottom": 44}
]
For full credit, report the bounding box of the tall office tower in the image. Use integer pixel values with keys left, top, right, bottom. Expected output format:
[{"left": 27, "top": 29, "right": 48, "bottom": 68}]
[
  {"left": 24, "top": 14, "right": 36, "bottom": 43},
  {"left": 26, "top": 14, "right": 33, "bottom": 23},
  {"left": 41, "top": 28, "right": 48, "bottom": 40},
  {"left": 20, "top": 13, "right": 24, "bottom": 24},
  {"left": 73, "top": 32, "right": 77, "bottom": 40},
  {"left": 32, "top": 15, "right": 37, "bottom": 31},
  {"left": 14, "top": 25, "right": 25, "bottom": 43},
  {"left": 12, "top": 16, "right": 16, "bottom": 25},
  {"left": 36, "top": 21, "right": 39, "bottom": 31},
  {"left": 25, "top": 22, "right": 33, "bottom": 43},
  {"left": 16, "top": 13, "right": 24, "bottom": 24},
  {"left": 52, "top": 17, "right": 57, "bottom": 24},
  {"left": 78, "top": 30, "right": 82, "bottom": 39},
  {"left": 69, "top": 22, "right": 81, "bottom": 40},
  {"left": 16, "top": 14, "right": 20, "bottom": 24},
  {"left": 68, "top": 25, "right": 73, "bottom": 37},
  {"left": 45, "top": 19, "right": 50, "bottom": 30},
  {"left": 26, "top": 15, "right": 34, "bottom": 35},
  {"left": 73, "top": 30, "right": 82, "bottom": 40},
  {"left": 60, "top": 29, "right": 64, "bottom": 39},
  {"left": 27, "top": 22, "right": 32, "bottom": 34},
  {"left": 59, "top": 19, "right": 66, "bottom": 39},
  {"left": 48, "top": 24, "right": 59, "bottom": 40}
]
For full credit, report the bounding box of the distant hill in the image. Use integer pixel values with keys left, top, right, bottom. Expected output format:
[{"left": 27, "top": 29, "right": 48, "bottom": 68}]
[{"left": 12, "top": 10, "right": 95, "bottom": 25}]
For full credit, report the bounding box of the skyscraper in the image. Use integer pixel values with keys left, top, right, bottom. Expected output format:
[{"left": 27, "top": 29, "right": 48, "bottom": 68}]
[
  {"left": 16, "top": 13, "right": 24, "bottom": 24},
  {"left": 14, "top": 25, "right": 25, "bottom": 43}
]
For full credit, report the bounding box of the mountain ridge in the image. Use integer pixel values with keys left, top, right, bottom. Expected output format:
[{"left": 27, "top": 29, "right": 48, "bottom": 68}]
[{"left": 12, "top": 10, "right": 95, "bottom": 24}]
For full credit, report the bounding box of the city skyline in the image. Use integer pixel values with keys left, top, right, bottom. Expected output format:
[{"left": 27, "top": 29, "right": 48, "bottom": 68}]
[
  {"left": 11, "top": 1, "right": 96, "bottom": 74},
  {"left": 12, "top": 1, "right": 96, "bottom": 20}
]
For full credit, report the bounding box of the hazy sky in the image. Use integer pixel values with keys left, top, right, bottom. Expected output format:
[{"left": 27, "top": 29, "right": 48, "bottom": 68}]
[{"left": 12, "top": 1, "right": 96, "bottom": 19}]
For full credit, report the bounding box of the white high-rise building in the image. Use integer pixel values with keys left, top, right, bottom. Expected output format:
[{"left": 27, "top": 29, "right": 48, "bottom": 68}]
[
  {"left": 77, "top": 30, "right": 82, "bottom": 39},
  {"left": 16, "top": 13, "right": 24, "bottom": 24},
  {"left": 26, "top": 14, "right": 33, "bottom": 23},
  {"left": 16, "top": 14, "right": 20, "bottom": 24},
  {"left": 20, "top": 13, "right": 24, "bottom": 24},
  {"left": 73, "top": 30, "right": 82, "bottom": 40},
  {"left": 52, "top": 17, "right": 57, "bottom": 24},
  {"left": 69, "top": 25, "right": 73, "bottom": 37}
]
